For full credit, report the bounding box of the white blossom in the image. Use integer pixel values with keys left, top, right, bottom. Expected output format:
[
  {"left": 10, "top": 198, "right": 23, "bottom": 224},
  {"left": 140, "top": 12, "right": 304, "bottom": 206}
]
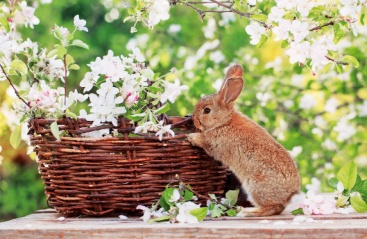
[
  {"left": 285, "top": 42, "right": 310, "bottom": 64},
  {"left": 272, "top": 20, "right": 291, "bottom": 41},
  {"left": 16, "top": 1, "right": 40, "bottom": 29},
  {"left": 299, "top": 93, "right": 316, "bottom": 109},
  {"left": 176, "top": 202, "right": 200, "bottom": 224},
  {"left": 322, "top": 138, "right": 338, "bottom": 150},
  {"left": 324, "top": 98, "right": 338, "bottom": 113},
  {"left": 74, "top": 15, "right": 88, "bottom": 32},
  {"left": 290, "top": 20, "right": 309, "bottom": 43},
  {"left": 129, "top": 47, "right": 145, "bottom": 62},
  {"left": 268, "top": 7, "right": 285, "bottom": 23},
  {"left": 148, "top": 0, "right": 170, "bottom": 27},
  {"left": 155, "top": 124, "right": 175, "bottom": 141},
  {"left": 333, "top": 118, "right": 356, "bottom": 141},
  {"left": 276, "top": 0, "right": 297, "bottom": 10},
  {"left": 245, "top": 22, "right": 266, "bottom": 45},
  {"left": 356, "top": 100, "right": 367, "bottom": 116},
  {"left": 160, "top": 79, "right": 189, "bottom": 104}
]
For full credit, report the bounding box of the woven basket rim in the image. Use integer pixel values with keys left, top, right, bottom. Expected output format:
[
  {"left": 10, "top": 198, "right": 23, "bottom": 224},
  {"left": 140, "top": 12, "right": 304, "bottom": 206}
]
[{"left": 28, "top": 115, "right": 194, "bottom": 139}]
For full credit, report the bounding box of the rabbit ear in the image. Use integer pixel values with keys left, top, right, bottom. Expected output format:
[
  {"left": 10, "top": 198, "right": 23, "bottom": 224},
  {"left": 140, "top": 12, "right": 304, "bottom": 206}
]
[
  {"left": 219, "top": 76, "right": 244, "bottom": 103},
  {"left": 220, "top": 65, "right": 243, "bottom": 92},
  {"left": 224, "top": 65, "right": 243, "bottom": 81}
]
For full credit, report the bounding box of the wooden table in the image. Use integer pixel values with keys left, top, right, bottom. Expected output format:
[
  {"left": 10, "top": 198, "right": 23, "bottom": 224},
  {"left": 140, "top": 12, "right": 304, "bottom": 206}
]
[{"left": 1, "top": 194, "right": 367, "bottom": 239}]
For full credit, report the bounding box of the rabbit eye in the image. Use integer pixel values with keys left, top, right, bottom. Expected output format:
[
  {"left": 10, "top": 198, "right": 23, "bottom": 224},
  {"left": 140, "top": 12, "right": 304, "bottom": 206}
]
[{"left": 203, "top": 108, "right": 211, "bottom": 114}]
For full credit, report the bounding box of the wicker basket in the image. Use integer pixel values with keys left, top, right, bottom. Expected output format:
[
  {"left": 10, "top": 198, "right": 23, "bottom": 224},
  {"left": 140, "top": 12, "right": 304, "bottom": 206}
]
[{"left": 28, "top": 116, "right": 229, "bottom": 216}]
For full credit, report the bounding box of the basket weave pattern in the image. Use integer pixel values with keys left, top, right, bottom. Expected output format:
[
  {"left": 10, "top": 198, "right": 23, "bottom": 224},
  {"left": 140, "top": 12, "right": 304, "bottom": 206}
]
[{"left": 28, "top": 116, "right": 229, "bottom": 216}]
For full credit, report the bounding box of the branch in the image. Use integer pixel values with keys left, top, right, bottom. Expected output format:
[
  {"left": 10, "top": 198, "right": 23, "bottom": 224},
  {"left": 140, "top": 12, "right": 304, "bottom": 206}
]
[
  {"left": 173, "top": 0, "right": 206, "bottom": 22},
  {"left": 0, "top": 64, "right": 30, "bottom": 108},
  {"left": 326, "top": 56, "right": 348, "bottom": 66},
  {"left": 309, "top": 21, "right": 335, "bottom": 31},
  {"left": 208, "top": 0, "right": 252, "bottom": 18}
]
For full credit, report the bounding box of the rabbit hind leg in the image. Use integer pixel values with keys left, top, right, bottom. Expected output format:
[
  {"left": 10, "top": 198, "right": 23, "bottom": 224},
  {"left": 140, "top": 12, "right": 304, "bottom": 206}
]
[{"left": 236, "top": 204, "right": 285, "bottom": 217}]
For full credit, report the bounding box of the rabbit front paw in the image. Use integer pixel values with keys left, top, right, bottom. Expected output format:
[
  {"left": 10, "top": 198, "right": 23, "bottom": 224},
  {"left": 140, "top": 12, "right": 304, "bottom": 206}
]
[{"left": 188, "top": 133, "right": 203, "bottom": 147}]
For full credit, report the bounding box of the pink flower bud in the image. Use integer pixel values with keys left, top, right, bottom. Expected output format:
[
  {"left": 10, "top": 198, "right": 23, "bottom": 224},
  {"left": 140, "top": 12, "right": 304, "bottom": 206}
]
[
  {"left": 104, "top": 75, "right": 108, "bottom": 78},
  {"left": 347, "top": 18, "right": 351, "bottom": 22},
  {"left": 312, "top": 72, "right": 316, "bottom": 76},
  {"left": 7, "top": 18, "right": 12, "bottom": 22},
  {"left": 300, "top": 63, "right": 303, "bottom": 66}
]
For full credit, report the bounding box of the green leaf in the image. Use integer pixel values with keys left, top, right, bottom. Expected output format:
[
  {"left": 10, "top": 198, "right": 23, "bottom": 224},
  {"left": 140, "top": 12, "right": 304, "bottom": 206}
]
[
  {"left": 147, "top": 86, "right": 163, "bottom": 93},
  {"left": 329, "top": 177, "right": 339, "bottom": 188},
  {"left": 184, "top": 189, "right": 194, "bottom": 201},
  {"left": 342, "top": 55, "right": 359, "bottom": 68},
  {"left": 209, "top": 202, "right": 215, "bottom": 211},
  {"left": 323, "top": 63, "right": 333, "bottom": 73},
  {"left": 56, "top": 46, "right": 67, "bottom": 58},
  {"left": 337, "top": 161, "right": 358, "bottom": 190},
  {"left": 0, "top": 17, "right": 10, "bottom": 33},
  {"left": 352, "top": 174, "right": 363, "bottom": 192},
  {"left": 359, "top": 181, "right": 367, "bottom": 196},
  {"left": 345, "top": 65, "right": 351, "bottom": 73},
  {"left": 235, "top": 0, "right": 241, "bottom": 8},
  {"left": 333, "top": 28, "right": 344, "bottom": 44},
  {"left": 227, "top": 209, "right": 237, "bottom": 217},
  {"left": 159, "top": 196, "right": 170, "bottom": 211},
  {"left": 10, "top": 124, "right": 22, "bottom": 149},
  {"left": 147, "top": 215, "right": 171, "bottom": 224},
  {"left": 19, "top": 115, "right": 27, "bottom": 124},
  {"left": 209, "top": 194, "right": 217, "bottom": 201},
  {"left": 211, "top": 209, "right": 222, "bottom": 218},
  {"left": 128, "top": 7, "right": 136, "bottom": 15},
  {"left": 72, "top": 39, "right": 89, "bottom": 49},
  {"left": 351, "top": 194, "right": 367, "bottom": 213},
  {"left": 361, "top": 13, "right": 365, "bottom": 25},
  {"left": 65, "top": 112, "right": 78, "bottom": 120},
  {"left": 126, "top": 113, "right": 146, "bottom": 122},
  {"left": 251, "top": 14, "right": 267, "bottom": 22},
  {"left": 281, "top": 40, "right": 289, "bottom": 49},
  {"left": 47, "top": 49, "right": 58, "bottom": 58},
  {"left": 336, "top": 196, "right": 349, "bottom": 207},
  {"left": 225, "top": 190, "right": 239, "bottom": 207},
  {"left": 154, "top": 104, "right": 170, "bottom": 114},
  {"left": 291, "top": 208, "right": 304, "bottom": 215},
  {"left": 50, "top": 121, "right": 61, "bottom": 140},
  {"left": 10, "top": 59, "right": 28, "bottom": 75},
  {"left": 335, "top": 64, "right": 343, "bottom": 74},
  {"left": 162, "top": 188, "right": 177, "bottom": 206},
  {"left": 190, "top": 207, "right": 208, "bottom": 221},
  {"left": 141, "top": 69, "right": 154, "bottom": 80},
  {"left": 257, "top": 35, "right": 268, "bottom": 48},
  {"left": 69, "top": 64, "right": 80, "bottom": 70},
  {"left": 65, "top": 54, "right": 75, "bottom": 66}
]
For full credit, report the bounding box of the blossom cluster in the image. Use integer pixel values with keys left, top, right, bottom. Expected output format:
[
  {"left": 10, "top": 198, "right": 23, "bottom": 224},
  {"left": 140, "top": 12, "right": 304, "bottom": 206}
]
[
  {"left": 136, "top": 184, "right": 240, "bottom": 224},
  {"left": 245, "top": 0, "right": 365, "bottom": 73},
  {"left": 124, "top": 0, "right": 170, "bottom": 32},
  {"left": 293, "top": 161, "right": 367, "bottom": 216},
  {"left": 79, "top": 47, "right": 188, "bottom": 138}
]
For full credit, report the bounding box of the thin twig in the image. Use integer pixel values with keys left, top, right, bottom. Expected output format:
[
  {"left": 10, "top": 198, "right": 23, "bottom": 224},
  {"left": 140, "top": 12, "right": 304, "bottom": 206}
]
[
  {"left": 0, "top": 64, "right": 30, "bottom": 108},
  {"left": 208, "top": 0, "right": 252, "bottom": 18},
  {"left": 309, "top": 21, "right": 335, "bottom": 31},
  {"left": 326, "top": 56, "right": 349, "bottom": 66}
]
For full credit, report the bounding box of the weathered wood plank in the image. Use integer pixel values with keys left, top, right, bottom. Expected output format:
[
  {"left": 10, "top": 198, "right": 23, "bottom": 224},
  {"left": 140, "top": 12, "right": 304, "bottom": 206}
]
[{"left": 1, "top": 193, "right": 367, "bottom": 238}]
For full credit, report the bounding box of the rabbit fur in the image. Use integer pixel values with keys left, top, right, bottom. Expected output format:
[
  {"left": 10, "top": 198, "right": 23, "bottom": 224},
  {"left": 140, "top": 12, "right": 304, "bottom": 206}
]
[{"left": 188, "top": 65, "right": 301, "bottom": 217}]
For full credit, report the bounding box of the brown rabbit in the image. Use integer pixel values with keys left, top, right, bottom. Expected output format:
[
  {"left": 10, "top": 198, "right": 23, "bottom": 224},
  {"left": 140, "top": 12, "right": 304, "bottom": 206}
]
[{"left": 188, "top": 65, "right": 301, "bottom": 217}]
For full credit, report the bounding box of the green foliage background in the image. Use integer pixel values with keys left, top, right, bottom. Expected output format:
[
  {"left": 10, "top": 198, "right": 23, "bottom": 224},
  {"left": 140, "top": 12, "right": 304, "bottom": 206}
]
[{"left": 0, "top": 0, "right": 366, "bottom": 221}]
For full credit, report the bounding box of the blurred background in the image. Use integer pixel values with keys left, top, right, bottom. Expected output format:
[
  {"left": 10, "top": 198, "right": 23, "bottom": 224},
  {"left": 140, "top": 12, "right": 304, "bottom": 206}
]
[{"left": 1, "top": 0, "right": 366, "bottom": 221}]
